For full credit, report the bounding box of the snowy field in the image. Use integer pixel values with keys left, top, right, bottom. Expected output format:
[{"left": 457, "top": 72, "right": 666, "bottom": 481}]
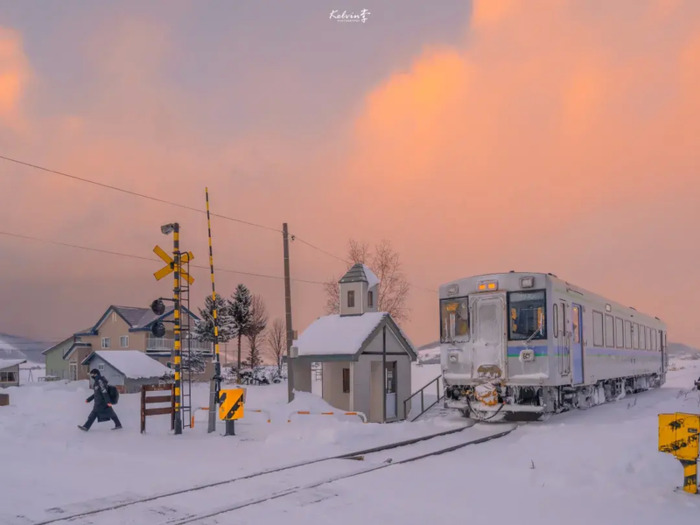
[{"left": 1, "top": 360, "right": 699, "bottom": 524}]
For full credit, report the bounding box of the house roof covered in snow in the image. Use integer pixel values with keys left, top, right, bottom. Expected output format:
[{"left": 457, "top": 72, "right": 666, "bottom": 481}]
[
  {"left": 338, "top": 263, "right": 379, "bottom": 289},
  {"left": 293, "top": 312, "right": 416, "bottom": 361},
  {"left": 0, "top": 358, "right": 27, "bottom": 370},
  {"left": 75, "top": 305, "right": 200, "bottom": 336},
  {"left": 81, "top": 351, "right": 173, "bottom": 379}
]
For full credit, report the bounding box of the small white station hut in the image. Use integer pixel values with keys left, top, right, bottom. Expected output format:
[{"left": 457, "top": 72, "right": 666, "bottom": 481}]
[{"left": 290, "top": 264, "right": 416, "bottom": 422}]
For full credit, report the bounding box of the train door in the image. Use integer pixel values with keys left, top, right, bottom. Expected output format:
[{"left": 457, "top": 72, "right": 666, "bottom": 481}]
[
  {"left": 558, "top": 301, "right": 570, "bottom": 376},
  {"left": 571, "top": 304, "right": 584, "bottom": 384},
  {"left": 660, "top": 330, "right": 667, "bottom": 374},
  {"left": 470, "top": 293, "right": 507, "bottom": 380}
]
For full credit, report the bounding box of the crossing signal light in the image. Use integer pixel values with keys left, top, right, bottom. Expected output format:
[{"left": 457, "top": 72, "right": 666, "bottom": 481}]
[
  {"left": 151, "top": 322, "right": 166, "bottom": 338},
  {"left": 151, "top": 299, "right": 165, "bottom": 315}
]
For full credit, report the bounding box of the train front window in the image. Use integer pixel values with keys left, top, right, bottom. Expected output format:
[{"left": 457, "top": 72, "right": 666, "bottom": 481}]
[
  {"left": 440, "top": 297, "right": 469, "bottom": 342},
  {"left": 509, "top": 290, "right": 547, "bottom": 341}
]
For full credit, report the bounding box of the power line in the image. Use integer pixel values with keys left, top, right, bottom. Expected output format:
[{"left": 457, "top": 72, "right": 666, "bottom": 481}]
[
  {"left": 0, "top": 230, "right": 325, "bottom": 286},
  {"left": 0, "top": 154, "right": 281, "bottom": 233},
  {"left": 0, "top": 155, "right": 436, "bottom": 293}
]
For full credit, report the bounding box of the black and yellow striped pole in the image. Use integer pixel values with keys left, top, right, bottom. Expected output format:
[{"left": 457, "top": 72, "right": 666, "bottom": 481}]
[
  {"left": 205, "top": 188, "right": 222, "bottom": 434},
  {"left": 172, "top": 223, "right": 183, "bottom": 435},
  {"left": 681, "top": 460, "right": 698, "bottom": 494}
]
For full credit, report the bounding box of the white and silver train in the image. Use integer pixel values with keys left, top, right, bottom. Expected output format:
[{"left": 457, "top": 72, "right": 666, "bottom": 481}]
[{"left": 440, "top": 272, "right": 668, "bottom": 420}]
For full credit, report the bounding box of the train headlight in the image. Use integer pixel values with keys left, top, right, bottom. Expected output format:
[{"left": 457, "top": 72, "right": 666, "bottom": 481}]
[
  {"left": 520, "top": 276, "right": 534, "bottom": 288},
  {"left": 449, "top": 353, "right": 459, "bottom": 363}
]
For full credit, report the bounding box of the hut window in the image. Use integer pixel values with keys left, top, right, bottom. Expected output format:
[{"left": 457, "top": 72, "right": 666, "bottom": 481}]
[
  {"left": 0, "top": 371, "right": 16, "bottom": 382},
  {"left": 347, "top": 291, "right": 355, "bottom": 308},
  {"left": 342, "top": 368, "right": 350, "bottom": 393},
  {"left": 368, "top": 291, "right": 373, "bottom": 308}
]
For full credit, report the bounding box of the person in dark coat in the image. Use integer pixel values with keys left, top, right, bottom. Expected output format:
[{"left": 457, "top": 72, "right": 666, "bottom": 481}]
[{"left": 78, "top": 369, "right": 122, "bottom": 431}]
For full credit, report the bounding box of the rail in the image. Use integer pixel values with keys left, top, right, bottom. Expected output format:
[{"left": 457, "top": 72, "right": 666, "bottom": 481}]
[
  {"left": 287, "top": 410, "right": 367, "bottom": 423},
  {"left": 403, "top": 375, "right": 443, "bottom": 422}
]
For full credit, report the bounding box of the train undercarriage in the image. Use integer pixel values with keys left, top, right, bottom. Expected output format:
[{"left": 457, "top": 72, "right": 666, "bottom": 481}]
[{"left": 445, "top": 373, "right": 665, "bottom": 421}]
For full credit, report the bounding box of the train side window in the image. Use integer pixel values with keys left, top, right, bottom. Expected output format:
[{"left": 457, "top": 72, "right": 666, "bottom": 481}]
[
  {"left": 553, "top": 304, "right": 559, "bottom": 337},
  {"left": 639, "top": 325, "right": 646, "bottom": 350},
  {"left": 572, "top": 306, "right": 580, "bottom": 343},
  {"left": 605, "top": 314, "right": 614, "bottom": 348},
  {"left": 652, "top": 329, "right": 657, "bottom": 351},
  {"left": 646, "top": 327, "right": 652, "bottom": 350},
  {"left": 615, "top": 317, "right": 623, "bottom": 348},
  {"left": 632, "top": 323, "right": 639, "bottom": 349},
  {"left": 593, "top": 311, "right": 604, "bottom": 347},
  {"left": 624, "top": 320, "right": 631, "bottom": 348}
]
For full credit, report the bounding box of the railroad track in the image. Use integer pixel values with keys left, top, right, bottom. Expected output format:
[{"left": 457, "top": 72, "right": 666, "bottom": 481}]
[{"left": 18, "top": 422, "right": 516, "bottom": 525}]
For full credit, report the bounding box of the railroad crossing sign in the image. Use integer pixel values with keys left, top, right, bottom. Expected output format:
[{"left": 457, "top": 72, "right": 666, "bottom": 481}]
[
  {"left": 219, "top": 388, "right": 245, "bottom": 421},
  {"left": 659, "top": 412, "right": 699, "bottom": 494},
  {"left": 152, "top": 245, "right": 195, "bottom": 284}
]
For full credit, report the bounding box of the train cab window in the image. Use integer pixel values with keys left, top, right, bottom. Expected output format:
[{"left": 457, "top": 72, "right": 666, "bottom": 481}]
[
  {"left": 639, "top": 325, "right": 646, "bottom": 350},
  {"left": 624, "top": 320, "right": 632, "bottom": 348},
  {"left": 508, "top": 291, "right": 546, "bottom": 341},
  {"left": 553, "top": 304, "right": 559, "bottom": 337},
  {"left": 605, "top": 314, "right": 614, "bottom": 348},
  {"left": 593, "top": 311, "right": 604, "bottom": 347},
  {"left": 615, "top": 317, "right": 624, "bottom": 348},
  {"left": 440, "top": 297, "right": 469, "bottom": 343}
]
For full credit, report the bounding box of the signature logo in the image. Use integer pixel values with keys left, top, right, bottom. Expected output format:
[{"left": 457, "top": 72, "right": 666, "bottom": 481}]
[{"left": 330, "top": 9, "right": 371, "bottom": 23}]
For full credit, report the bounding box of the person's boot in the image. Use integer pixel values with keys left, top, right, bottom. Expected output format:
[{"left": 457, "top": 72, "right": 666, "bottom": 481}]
[
  {"left": 78, "top": 425, "right": 88, "bottom": 431},
  {"left": 112, "top": 425, "right": 122, "bottom": 430}
]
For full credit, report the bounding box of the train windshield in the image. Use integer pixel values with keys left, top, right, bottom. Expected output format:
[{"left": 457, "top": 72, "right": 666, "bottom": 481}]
[
  {"left": 509, "top": 290, "right": 547, "bottom": 341},
  {"left": 440, "top": 297, "right": 469, "bottom": 342}
]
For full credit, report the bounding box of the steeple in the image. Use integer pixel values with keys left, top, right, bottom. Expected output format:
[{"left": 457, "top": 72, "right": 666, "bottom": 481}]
[{"left": 338, "top": 263, "right": 379, "bottom": 316}]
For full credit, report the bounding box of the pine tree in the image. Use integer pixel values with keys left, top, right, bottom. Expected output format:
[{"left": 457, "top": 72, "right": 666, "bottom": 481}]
[
  {"left": 230, "top": 284, "right": 253, "bottom": 379},
  {"left": 194, "top": 294, "right": 236, "bottom": 343},
  {"left": 182, "top": 347, "right": 207, "bottom": 374}
]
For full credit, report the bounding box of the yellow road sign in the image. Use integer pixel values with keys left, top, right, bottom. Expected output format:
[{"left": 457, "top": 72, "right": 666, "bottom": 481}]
[
  {"left": 219, "top": 388, "right": 245, "bottom": 421},
  {"left": 659, "top": 413, "right": 700, "bottom": 460},
  {"left": 152, "top": 245, "right": 195, "bottom": 284}
]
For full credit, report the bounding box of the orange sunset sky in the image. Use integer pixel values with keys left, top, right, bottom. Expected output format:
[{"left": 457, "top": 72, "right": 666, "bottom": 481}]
[{"left": 1, "top": 1, "right": 699, "bottom": 350}]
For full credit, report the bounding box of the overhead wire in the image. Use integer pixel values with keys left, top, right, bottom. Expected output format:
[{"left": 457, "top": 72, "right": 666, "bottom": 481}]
[
  {"left": 0, "top": 154, "right": 436, "bottom": 293},
  {"left": 0, "top": 231, "right": 325, "bottom": 285}
]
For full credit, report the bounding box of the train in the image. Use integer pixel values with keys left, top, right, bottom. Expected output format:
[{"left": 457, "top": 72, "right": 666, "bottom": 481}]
[{"left": 439, "top": 272, "right": 667, "bottom": 420}]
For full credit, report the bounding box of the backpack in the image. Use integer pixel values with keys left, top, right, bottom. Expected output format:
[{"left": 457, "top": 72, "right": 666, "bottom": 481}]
[{"left": 107, "top": 385, "right": 120, "bottom": 405}]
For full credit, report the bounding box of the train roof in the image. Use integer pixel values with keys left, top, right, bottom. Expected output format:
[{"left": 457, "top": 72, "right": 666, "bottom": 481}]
[{"left": 439, "top": 271, "right": 664, "bottom": 325}]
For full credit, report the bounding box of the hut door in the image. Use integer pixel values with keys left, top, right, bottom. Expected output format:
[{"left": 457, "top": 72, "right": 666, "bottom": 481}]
[
  {"left": 69, "top": 363, "right": 77, "bottom": 381},
  {"left": 385, "top": 361, "right": 397, "bottom": 420}
]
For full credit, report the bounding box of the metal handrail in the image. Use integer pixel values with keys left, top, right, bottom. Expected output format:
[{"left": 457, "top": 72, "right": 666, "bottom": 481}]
[{"left": 403, "top": 375, "right": 443, "bottom": 422}]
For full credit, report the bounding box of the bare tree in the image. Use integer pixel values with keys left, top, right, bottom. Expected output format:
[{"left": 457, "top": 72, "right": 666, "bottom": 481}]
[
  {"left": 323, "top": 239, "right": 410, "bottom": 323},
  {"left": 245, "top": 294, "right": 268, "bottom": 369},
  {"left": 266, "top": 318, "right": 285, "bottom": 372}
]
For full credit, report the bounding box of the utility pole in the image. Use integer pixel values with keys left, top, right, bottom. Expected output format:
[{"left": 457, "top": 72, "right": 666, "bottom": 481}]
[{"left": 283, "top": 223, "right": 295, "bottom": 403}]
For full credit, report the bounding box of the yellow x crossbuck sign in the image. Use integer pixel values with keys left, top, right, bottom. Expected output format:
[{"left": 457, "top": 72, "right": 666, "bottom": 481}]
[{"left": 153, "top": 245, "right": 195, "bottom": 284}]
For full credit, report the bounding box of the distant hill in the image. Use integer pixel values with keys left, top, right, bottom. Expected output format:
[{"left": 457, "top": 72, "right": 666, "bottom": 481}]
[
  {"left": 0, "top": 333, "right": 53, "bottom": 364},
  {"left": 667, "top": 342, "right": 700, "bottom": 359},
  {"left": 417, "top": 340, "right": 441, "bottom": 364}
]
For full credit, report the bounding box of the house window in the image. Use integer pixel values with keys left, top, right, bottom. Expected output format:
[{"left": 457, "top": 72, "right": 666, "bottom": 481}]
[
  {"left": 347, "top": 291, "right": 355, "bottom": 308},
  {"left": 120, "top": 336, "right": 129, "bottom": 348},
  {"left": 342, "top": 368, "right": 350, "bottom": 393},
  {"left": 111, "top": 312, "right": 117, "bottom": 323},
  {"left": 368, "top": 291, "right": 373, "bottom": 308},
  {"left": 0, "top": 371, "right": 16, "bottom": 382},
  {"left": 101, "top": 337, "right": 110, "bottom": 349}
]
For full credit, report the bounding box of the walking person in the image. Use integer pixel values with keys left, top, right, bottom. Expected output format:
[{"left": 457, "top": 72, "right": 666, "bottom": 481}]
[{"left": 78, "top": 369, "right": 122, "bottom": 431}]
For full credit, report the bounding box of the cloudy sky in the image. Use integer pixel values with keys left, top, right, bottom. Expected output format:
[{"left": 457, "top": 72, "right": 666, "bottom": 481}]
[{"left": 1, "top": 0, "right": 699, "bottom": 349}]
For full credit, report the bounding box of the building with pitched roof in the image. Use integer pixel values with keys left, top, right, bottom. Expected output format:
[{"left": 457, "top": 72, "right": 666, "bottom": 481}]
[{"left": 290, "top": 264, "right": 416, "bottom": 422}]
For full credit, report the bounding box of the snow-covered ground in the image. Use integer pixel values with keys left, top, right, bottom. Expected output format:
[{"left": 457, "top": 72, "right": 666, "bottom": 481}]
[{"left": 1, "top": 360, "right": 699, "bottom": 524}]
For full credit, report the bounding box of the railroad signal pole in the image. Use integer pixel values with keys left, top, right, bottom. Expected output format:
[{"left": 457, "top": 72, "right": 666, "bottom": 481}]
[{"left": 152, "top": 223, "right": 195, "bottom": 436}]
